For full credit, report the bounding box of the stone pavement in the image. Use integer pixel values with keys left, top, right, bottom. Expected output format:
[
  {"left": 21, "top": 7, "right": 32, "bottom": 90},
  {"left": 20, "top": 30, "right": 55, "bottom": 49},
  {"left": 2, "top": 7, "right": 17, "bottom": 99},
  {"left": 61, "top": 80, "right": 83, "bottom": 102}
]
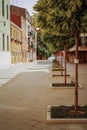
[{"left": 0, "top": 61, "right": 87, "bottom": 130}]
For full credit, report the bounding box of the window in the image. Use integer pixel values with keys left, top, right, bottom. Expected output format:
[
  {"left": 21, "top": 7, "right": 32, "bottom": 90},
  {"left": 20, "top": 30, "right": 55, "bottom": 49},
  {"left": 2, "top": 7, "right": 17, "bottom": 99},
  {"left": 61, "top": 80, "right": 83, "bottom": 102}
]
[
  {"left": 85, "top": 37, "right": 87, "bottom": 46},
  {"left": 18, "top": 32, "right": 19, "bottom": 41},
  {"left": 16, "top": 31, "right": 17, "bottom": 40},
  {"left": 2, "top": 0, "right": 4, "bottom": 16},
  {"left": 14, "top": 30, "right": 15, "bottom": 38},
  {"left": 81, "top": 37, "right": 85, "bottom": 46},
  {"left": 28, "top": 25, "right": 30, "bottom": 31},
  {"left": 10, "top": 27, "right": 12, "bottom": 38},
  {"left": 7, "top": 36, "right": 9, "bottom": 51},
  {"left": 81, "top": 36, "right": 87, "bottom": 46},
  {"left": 6, "top": 5, "right": 8, "bottom": 19},
  {"left": 2, "top": 34, "right": 5, "bottom": 51}
]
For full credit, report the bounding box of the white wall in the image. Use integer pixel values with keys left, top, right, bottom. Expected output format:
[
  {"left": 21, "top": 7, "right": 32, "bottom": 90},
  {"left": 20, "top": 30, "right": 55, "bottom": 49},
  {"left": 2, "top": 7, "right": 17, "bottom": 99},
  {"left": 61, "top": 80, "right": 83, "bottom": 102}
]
[
  {"left": 0, "top": 0, "right": 11, "bottom": 67},
  {"left": 0, "top": 52, "right": 11, "bottom": 66}
]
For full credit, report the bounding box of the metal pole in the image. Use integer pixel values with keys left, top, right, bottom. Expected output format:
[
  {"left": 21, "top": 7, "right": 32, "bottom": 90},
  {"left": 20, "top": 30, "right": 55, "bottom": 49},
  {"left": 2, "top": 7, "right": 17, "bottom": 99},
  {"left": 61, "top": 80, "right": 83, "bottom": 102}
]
[
  {"left": 64, "top": 45, "right": 66, "bottom": 86},
  {"left": 75, "top": 31, "right": 79, "bottom": 113}
]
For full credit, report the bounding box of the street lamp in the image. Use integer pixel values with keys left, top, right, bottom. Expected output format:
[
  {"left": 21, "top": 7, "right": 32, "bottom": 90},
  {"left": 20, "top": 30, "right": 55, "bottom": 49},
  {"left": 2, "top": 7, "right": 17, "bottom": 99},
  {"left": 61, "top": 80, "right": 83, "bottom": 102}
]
[{"left": 36, "top": 27, "right": 40, "bottom": 32}]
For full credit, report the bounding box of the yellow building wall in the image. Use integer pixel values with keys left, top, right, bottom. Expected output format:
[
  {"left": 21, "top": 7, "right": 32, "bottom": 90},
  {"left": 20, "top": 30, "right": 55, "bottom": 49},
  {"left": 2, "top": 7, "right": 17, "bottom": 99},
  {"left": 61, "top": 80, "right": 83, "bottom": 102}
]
[
  {"left": 10, "top": 22, "right": 22, "bottom": 64},
  {"left": 21, "top": 17, "right": 27, "bottom": 62}
]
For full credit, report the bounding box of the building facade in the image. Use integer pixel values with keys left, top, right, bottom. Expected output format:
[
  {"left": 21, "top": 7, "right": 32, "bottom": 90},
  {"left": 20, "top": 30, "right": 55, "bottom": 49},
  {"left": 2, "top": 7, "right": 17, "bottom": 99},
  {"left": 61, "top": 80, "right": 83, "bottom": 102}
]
[
  {"left": 10, "top": 21, "right": 22, "bottom": 64},
  {"left": 11, "top": 12, "right": 27, "bottom": 62},
  {"left": 10, "top": 5, "right": 37, "bottom": 62},
  {"left": 29, "top": 24, "right": 37, "bottom": 61},
  {"left": 67, "top": 33, "right": 87, "bottom": 63},
  {"left": 0, "top": 0, "right": 11, "bottom": 67}
]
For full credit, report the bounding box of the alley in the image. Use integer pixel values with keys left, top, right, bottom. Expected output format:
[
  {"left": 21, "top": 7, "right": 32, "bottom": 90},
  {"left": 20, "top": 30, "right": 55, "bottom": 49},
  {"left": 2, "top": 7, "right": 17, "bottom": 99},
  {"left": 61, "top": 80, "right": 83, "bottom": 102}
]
[{"left": 0, "top": 61, "right": 87, "bottom": 130}]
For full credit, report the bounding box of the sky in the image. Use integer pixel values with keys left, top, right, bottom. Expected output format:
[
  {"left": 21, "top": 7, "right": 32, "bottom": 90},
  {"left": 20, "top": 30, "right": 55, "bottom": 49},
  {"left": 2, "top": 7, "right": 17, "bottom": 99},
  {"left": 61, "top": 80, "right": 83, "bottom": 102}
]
[{"left": 10, "top": 0, "right": 38, "bottom": 15}]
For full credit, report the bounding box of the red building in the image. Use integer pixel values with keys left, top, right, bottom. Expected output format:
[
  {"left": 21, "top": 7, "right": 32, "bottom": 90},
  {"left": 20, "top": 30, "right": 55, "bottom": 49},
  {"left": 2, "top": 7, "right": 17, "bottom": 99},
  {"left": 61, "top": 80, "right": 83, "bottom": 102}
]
[{"left": 11, "top": 13, "right": 21, "bottom": 28}]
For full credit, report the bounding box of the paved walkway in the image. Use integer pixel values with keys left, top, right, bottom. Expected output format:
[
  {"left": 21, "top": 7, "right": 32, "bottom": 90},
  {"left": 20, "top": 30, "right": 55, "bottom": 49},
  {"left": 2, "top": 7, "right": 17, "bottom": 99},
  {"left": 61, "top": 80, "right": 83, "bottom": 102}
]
[{"left": 0, "top": 61, "right": 87, "bottom": 130}]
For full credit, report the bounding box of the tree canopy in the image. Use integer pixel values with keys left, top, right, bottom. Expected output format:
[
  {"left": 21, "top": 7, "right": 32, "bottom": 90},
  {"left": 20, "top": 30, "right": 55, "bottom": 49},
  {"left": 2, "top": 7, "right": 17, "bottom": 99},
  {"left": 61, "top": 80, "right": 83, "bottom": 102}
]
[
  {"left": 34, "top": 0, "right": 87, "bottom": 34},
  {"left": 33, "top": 0, "right": 87, "bottom": 53}
]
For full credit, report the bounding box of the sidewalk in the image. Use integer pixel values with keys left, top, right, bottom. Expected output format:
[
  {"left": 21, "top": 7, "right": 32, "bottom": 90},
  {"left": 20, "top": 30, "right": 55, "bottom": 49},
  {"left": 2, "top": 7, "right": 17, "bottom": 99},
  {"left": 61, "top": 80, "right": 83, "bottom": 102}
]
[
  {"left": 0, "top": 61, "right": 37, "bottom": 87},
  {"left": 0, "top": 61, "right": 87, "bottom": 130}
]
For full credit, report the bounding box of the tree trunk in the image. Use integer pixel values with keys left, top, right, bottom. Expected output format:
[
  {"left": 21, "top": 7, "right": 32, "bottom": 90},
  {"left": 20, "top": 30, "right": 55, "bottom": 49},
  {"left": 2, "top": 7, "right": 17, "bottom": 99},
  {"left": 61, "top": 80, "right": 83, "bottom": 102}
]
[
  {"left": 75, "top": 31, "right": 79, "bottom": 113},
  {"left": 61, "top": 55, "right": 63, "bottom": 76},
  {"left": 64, "top": 45, "right": 66, "bottom": 86}
]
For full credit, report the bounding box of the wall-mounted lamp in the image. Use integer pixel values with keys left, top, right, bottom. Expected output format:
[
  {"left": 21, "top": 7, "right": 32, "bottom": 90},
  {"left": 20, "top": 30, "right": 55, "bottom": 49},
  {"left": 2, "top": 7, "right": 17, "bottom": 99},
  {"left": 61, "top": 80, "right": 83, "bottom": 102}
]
[{"left": 36, "top": 27, "right": 40, "bottom": 32}]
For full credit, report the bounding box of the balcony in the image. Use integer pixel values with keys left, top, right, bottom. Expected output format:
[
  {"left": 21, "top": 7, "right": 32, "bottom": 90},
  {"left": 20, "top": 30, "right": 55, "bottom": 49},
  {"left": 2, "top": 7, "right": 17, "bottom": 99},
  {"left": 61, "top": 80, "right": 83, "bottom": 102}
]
[
  {"left": 11, "top": 37, "right": 14, "bottom": 42},
  {"left": 28, "top": 31, "right": 32, "bottom": 37}
]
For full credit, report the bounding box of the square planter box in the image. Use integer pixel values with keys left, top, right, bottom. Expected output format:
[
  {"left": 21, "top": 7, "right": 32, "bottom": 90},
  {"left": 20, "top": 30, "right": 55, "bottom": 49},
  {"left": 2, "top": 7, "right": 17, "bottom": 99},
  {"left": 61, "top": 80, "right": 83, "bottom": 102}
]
[
  {"left": 51, "top": 76, "right": 74, "bottom": 84},
  {"left": 47, "top": 105, "right": 87, "bottom": 123},
  {"left": 51, "top": 71, "right": 71, "bottom": 76},
  {"left": 50, "top": 83, "right": 82, "bottom": 89},
  {"left": 52, "top": 74, "right": 71, "bottom": 77},
  {"left": 52, "top": 68, "right": 65, "bottom": 71}
]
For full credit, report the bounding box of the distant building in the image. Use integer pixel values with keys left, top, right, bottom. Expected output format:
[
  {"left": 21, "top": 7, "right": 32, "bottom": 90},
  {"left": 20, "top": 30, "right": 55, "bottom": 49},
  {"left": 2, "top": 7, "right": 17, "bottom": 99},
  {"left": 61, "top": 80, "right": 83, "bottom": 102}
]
[
  {"left": 67, "top": 33, "right": 87, "bottom": 63},
  {"left": 10, "top": 21, "right": 22, "bottom": 64},
  {"left": 29, "top": 23, "right": 37, "bottom": 61},
  {"left": 10, "top": 5, "right": 37, "bottom": 62},
  {"left": 0, "top": 0, "right": 11, "bottom": 67}
]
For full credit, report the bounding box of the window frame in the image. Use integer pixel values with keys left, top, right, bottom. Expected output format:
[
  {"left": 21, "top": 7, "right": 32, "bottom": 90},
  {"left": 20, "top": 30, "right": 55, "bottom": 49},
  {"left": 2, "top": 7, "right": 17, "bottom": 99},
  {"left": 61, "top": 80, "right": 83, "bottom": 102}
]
[
  {"left": 6, "top": 5, "right": 9, "bottom": 19},
  {"left": 2, "top": 34, "right": 5, "bottom": 51},
  {"left": 7, "top": 36, "right": 9, "bottom": 51},
  {"left": 2, "top": 0, "right": 4, "bottom": 16}
]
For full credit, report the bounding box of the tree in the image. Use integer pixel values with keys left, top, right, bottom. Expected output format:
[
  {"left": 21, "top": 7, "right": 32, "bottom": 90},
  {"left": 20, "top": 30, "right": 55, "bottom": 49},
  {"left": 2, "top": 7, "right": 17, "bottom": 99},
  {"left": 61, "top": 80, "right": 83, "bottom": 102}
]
[
  {"left": 37, "top": 32, "right": 51, "bottom": 59},
  {"left": 65, "top": 0, "right": 87, "bottom": 113},
  {"left": 34, "top": 0, "right": 87, "bottom": 113}
]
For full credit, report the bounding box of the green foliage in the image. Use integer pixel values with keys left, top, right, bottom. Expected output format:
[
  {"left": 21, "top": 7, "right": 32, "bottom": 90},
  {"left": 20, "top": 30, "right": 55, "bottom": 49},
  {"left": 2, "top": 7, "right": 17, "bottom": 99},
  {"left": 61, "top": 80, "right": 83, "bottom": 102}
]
[
  {"left": 41, "top": 31, "right": 75, "bottom": 52},
  {"left": 34, "top": 0, "right": 87, "bottom": 32},
  {"left": 33, "top": 0, "right": 87, "bottom": 52},
  {"left": 37, "top": 32, "right": 51, "bottom": 59}
]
